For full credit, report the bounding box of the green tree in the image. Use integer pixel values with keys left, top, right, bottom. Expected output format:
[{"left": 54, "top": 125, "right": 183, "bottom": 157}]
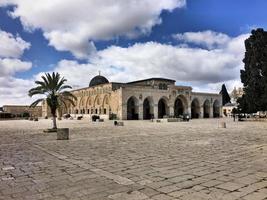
[
  {"left": 28, "top": 72, "right": 76, "bottom": 129},
  {"left": 220, "top": 84, "right": 231, "bottom": 106},
  {"left": 239, "top": 28, "right": 267, "bottom": 113}
]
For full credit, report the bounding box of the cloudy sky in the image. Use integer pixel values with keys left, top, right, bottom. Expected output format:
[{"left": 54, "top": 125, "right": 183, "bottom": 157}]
[{"left": 0, "top": 0, "right": 266, "bottom": 106}]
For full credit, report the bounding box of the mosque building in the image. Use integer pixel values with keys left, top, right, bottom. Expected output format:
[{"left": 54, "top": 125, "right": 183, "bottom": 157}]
[{"left": 42, "top": 74, "right": 222, "bottom": 120}]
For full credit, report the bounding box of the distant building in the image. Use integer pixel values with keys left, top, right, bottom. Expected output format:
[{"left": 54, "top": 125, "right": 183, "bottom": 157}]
[
  {"left": 42, "top": 75, "right": 223, "bottom": 120},
  {"left": 222, "top": 87, "right": 244, "bottom": 117},
  {"left": 2, "top": 105, "right": 42, "bottom": 117},
  {"left": 230, "top": 87, "right": 243, "bottom": 103},
  {"left": 222, "top": 102, "right": 237, "bottom": 117}
]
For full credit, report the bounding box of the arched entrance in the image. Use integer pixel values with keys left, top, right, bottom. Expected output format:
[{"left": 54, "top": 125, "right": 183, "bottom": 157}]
[
  {"left": 174, "top": 96, "right": 187, "bottom": 117},
  {"left": 127, "top": 96, "right": 139, "bottom": 120},
  {"left": 143, "top": 97, "right": 153, "bottom": 119},
  {"left": 203, "top": 100, "right": 210, "bottom": 118},
  {"left": 213, "top": 100, "right": 220, "bottom": 118},
  {"left": 158, "top": 98, "right": 168, "bottom": 118},
  {"left": 102, "top": 95, "right": 110, "bottom": 115},
  {"left": 191, "top": 98, "right": 200, "bottom": 118}
]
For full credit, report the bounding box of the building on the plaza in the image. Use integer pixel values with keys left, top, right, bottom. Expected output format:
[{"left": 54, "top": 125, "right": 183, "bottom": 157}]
[
  {"left": 42, "top": 75, "right": 223, "bottom": 120},
  {"left": 230, "top": 87, "right": 243, "bottom": 103},
  {"left": 2, "top": 105, "right": 42, "bottom": 117},
  {"left": 222, "top": 87, "right": 244, "bottom": 117},
  {"left": 222, "top": 102, "right": 237, "bottom": 117}
]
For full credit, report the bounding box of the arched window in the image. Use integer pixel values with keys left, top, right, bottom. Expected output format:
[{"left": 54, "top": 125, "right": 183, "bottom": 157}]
[
  {"left": 159, "top": 83, "right": 167, "bottom": 90},
  {"left": 162, "top": 84, "right": 167, "bottom": 90}
]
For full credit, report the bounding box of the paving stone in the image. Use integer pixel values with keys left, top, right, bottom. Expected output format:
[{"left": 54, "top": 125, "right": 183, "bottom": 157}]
[
  {"left": 156, "top": 184, "right": 179, "bottom": 193},
  {"left": 138, "top": 179, "right": 153, "bottom": 185},
  {"left": 2, "top": 166, "right": 15, "bottom": 171},
  {"left": 151, "top": 194, "right": 174, "bottom": 200},
  {"left": 91, "top": 168, "right": 134, "bottom": 185},
  {"left": 1, "top": 176, "right": 14, "bottom": 181},
  {"left": 201, "top": 179, "right": 223, "bottom": 187},
  {"left": 216, "top": 182, "right": 246, "bottom": 191},
  {"left": 108, "top": 191, "right": 149, "bottom": 200},
  {"left": 243, "top": 192, "right": 267, "bottom": 200}
]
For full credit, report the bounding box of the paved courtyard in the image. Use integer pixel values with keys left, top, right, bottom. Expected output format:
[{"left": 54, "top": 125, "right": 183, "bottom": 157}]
[{"left": 0, "top": 118, "right": 267, "bottom": 200}]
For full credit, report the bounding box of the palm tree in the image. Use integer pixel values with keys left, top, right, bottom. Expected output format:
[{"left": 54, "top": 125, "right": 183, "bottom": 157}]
[{"left": 28, "top": 72, "right": 76, "bottom": 129}]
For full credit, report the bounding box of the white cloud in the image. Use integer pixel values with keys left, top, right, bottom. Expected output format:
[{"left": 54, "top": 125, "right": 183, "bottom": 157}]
[
  {"left": 0, "top": 30, "right": 32, "bottom": 77},
  {"left": 1, "top": 0, "right": 186, "bottom": 58},
  {"left": 0, "top": 76, "right": 35, "bottom": 105},
  {"left": 0, "top": 58, "right": 32, "bottom": 77},
  {"left": 173, "top": 30, "right": 231, "bottom": 49},
  {"left": 37, "top": 32, "right": 248, "bottom": 94},
  {"left": 0, "top": 29, "right": 30, "bottom": 58},
  {"left": 0, "top": 29, "right": 33, "bottom": 106}
]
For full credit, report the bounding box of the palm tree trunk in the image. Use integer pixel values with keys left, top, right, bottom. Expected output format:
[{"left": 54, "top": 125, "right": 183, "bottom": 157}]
[{"left": 52, "top": 115, "right": 57, "bottom": 129}]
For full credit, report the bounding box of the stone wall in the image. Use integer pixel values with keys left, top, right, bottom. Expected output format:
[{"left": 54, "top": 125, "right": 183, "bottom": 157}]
[{"left": 3, "top": 105, "right": 42, "bottom": 117}]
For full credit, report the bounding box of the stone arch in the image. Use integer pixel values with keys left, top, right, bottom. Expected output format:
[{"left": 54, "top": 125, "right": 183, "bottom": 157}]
[
  {"left": 143, "top": 96, "right": 154, "bottom": 120},
  {"left": 213, "top": 99, "right": 220, "bottom": 118},
  {"left": 102, "top": 95, "right": 110, "bottom": 115},
  {"left": 86, "top": 96, "right": 92, "bottom": 107},
  {"left": 127, "top": 96, "right": 139, "bottom": 120},
  {"left": 102, "top": 95, "right": 109, "bottom": 106},
  {"left": 78, "top": 97, "right": 85, "bottom": 108},
  {"left": 94, "top": 95, "right": 101, "bottom": 107},
  {"left": 174, "top": 95, "right": 188, "bottom": 117},
  {"left": 72, "top": 98, "right": 79, "bottom": 114},
  {"left": 93, "top": 95, "right": 101, "bottom": 114},
  {"left": 78, "top": 97, "right": 86, "bottom": 114},
  {"left": 85, "top": 96, "right": 93, "bottom": 114},
  {"left": 191, "top": 98, "right": 200, "bottom": 119},
  {"left": 203, "top": 99, "right": 211, "bottom": 118},
  {"left": 158, "top": 97, "right": 169, "bottom": 119}
]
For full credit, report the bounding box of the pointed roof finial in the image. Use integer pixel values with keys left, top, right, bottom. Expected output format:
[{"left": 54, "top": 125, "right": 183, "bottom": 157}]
[{"left": 99, "top": 70, "right": 101, "bottom": 76}]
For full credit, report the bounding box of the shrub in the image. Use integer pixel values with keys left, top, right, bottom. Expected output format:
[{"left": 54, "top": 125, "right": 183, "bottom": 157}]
[
  {"left": 109, "top": 113, "right": 117, "bottom": 120},
  {"left": 22, "top": 112, "right": 30, "bottom": 118},
  {"left": 92, "top": 115, "right": 100, "bottom": 121}
]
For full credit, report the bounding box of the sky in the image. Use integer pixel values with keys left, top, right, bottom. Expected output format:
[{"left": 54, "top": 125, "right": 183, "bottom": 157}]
[{"left": 0, "top": 0, "right": 266, "bottom": 106}]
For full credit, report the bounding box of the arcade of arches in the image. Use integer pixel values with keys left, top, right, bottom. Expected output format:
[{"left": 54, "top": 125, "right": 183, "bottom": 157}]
[{"left": 125, "top": 95, "right": 222, "bottom": 120}]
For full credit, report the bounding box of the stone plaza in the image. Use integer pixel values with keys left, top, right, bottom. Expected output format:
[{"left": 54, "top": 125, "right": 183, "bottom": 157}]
[{"left": 0, "top": 118, "right": 267, "bottom": 200}]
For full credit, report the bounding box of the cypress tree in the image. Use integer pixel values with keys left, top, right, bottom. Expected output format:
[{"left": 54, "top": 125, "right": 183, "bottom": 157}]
[
  {"left": 239, "top": 28, "right": 267, "bottom": 113},
  {"left": 220, "top": 84, "right": 231, "bottom": 106}
]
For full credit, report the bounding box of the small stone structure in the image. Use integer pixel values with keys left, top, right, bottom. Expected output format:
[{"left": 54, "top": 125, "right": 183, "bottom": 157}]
[{"left": 57, "top": 128, "right": 69, "bottom": 140}]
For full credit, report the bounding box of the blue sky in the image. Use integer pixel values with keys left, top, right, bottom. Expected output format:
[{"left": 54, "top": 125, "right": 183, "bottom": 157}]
[{"left": 0, "top": 0, "right": 266, "bottom": 105}]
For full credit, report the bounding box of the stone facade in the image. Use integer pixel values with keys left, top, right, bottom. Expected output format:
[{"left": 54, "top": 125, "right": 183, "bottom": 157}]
[
  {"left": 42, "top": 77, "right": 222, "bottom": 120},
  {"left": 3, "top": 105, "right": 42, "bottom": 117}
]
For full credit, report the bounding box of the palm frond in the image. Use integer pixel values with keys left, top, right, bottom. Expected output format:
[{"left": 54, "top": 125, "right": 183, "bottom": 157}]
[
  {"left": 30, "top": 98, "right": 44, "bottom": 108},
  {"left": 56, "top": 77, "right": 67, "bottom": 91},
  {"left": 28, "top": 86, "right": 46, "bottom": 97},
  {"left": 61, "top": 91, "right": 77, "bottom": 99},
  {"left": 58, "top": 85, "right": 72, "bottom": 92}
]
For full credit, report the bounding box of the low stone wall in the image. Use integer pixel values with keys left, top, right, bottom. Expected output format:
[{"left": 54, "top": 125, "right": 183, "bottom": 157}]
[{"left": 3, "top": 105, "right": 42, "bottom": 117}]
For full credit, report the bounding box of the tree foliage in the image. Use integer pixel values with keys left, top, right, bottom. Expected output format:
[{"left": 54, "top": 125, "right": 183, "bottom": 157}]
[
  {"left": 28, "top": 72, "right": 76, "bottom": 129},
  {"left": 238, "top": 28, "right": 267, "bottom": 113},
  {"left": 220, "top": 84, "right": 231, "bottom": 106}
]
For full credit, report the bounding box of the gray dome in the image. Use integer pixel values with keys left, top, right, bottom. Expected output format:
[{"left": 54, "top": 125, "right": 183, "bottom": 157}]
[{"left": 89, "top": 75, "right": 109, "bottom": 87}]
